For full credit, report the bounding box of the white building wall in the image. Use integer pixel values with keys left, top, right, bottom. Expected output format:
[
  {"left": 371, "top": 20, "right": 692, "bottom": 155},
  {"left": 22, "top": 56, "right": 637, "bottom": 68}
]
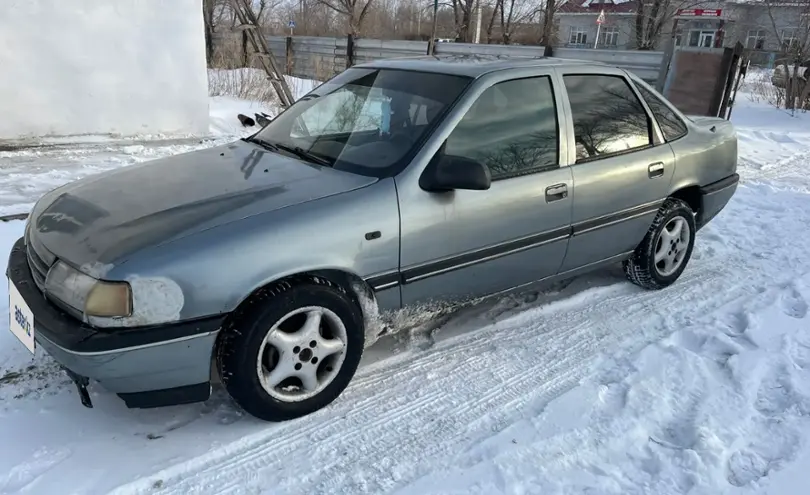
[{"left": 0, "top": 0, "right": 209, "bottom": 141}]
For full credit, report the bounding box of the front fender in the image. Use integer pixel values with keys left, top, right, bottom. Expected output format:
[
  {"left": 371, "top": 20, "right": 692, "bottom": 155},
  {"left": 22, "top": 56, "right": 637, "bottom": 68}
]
[{"left": 109, "top": 179, "right": 401, "bottom": 322}]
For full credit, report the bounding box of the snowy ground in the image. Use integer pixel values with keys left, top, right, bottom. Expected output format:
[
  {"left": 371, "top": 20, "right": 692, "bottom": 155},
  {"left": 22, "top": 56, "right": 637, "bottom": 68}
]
[{"left": 2, "top": 70, "right": 810, "bottom": 494}]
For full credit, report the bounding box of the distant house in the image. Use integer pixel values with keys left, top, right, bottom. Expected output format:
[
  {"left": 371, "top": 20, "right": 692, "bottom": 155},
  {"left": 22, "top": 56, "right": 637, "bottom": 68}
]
[
  {"left": 555, "top": 0, "right": 806, "bottom": 64},
  {"left": 556, "top": 0, "right": 639, "bottom": 49}
]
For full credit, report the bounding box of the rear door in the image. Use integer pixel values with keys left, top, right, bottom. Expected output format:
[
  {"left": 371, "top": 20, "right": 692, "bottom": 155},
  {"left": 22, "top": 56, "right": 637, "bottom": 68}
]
[{"left": 555, "top": 67, "right": 675, "bottom": 272}]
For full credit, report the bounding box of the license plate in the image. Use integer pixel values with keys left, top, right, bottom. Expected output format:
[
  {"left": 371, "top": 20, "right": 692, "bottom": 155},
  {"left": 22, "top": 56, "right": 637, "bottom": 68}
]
[{"left": 8, "top": 279, "right": 35, "bottom": 354}]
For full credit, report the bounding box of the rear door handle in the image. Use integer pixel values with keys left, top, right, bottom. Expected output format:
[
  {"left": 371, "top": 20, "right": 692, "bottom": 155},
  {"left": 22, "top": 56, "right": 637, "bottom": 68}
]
[
  {"left": 648, "top": 162, "right": 665, "bottom": 179},
  {"left": 545, "top": 183, "right": 568, "bottom": 202}
]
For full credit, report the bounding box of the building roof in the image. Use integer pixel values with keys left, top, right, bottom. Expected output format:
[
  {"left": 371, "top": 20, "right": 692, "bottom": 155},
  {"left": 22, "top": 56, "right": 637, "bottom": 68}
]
[
  {"left": 354, "top": 55, "right": 606, "bottom": 78},
  {"left": 558, "top": 0, "right": 638, "bottom": 14}
]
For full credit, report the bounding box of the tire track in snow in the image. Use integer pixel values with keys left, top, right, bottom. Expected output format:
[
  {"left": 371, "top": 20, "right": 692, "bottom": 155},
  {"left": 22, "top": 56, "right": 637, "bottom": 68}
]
[
  {"left": 110, "top": 266, "right": 767, "bottom": 494},
  {"left": 135, "top": 275, "right": 791, "bottom": 492},
  {"left": 739, "top": 147, "right": 810, "bottom": 193},
  {"left": 173, "top": 277, "right": 694, "bottom": 486}
]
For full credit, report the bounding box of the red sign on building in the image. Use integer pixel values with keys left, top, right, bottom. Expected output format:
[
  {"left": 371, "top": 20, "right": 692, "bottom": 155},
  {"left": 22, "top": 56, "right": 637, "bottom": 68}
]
[{"left": 676, "top": 8, "right": 723, "bottom": 16}]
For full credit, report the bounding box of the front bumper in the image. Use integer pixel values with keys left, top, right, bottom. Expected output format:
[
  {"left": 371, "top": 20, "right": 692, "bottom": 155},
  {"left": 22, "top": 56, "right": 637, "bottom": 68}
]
[{"left": 6, "top": 237, "right": 226, "bottom": 408}]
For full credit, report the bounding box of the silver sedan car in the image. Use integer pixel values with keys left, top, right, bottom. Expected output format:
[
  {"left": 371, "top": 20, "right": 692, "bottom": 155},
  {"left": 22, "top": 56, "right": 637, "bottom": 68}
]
[{"left": 6, "top": 56, "right": 739, "bottom": 421}]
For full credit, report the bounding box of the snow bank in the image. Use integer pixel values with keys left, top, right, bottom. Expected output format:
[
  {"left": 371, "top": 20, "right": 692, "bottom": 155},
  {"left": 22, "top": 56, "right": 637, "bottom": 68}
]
[
  {"left": 206, "top": 71, "right": 319, "bottom": 137},
  {"left": 208, "top": 69, "right": 319, "bottom": 102},
  {"left": 0, "top": 0, "right": 209, "bottom": 141}
]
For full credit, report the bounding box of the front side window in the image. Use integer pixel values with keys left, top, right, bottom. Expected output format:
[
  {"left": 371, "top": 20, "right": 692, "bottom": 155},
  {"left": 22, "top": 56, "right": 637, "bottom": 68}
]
[
  {"left": 635, "top": 83, "right": 687, "bottom": 142},
  {"left": 563, "top": 74, "right": 652, "bottom": 162},
  {"left": 443, "top": 76, "right": 559, "bottom": 180},
  {"left": 254, "top": 68, "right": 472, "bottom": 178}
]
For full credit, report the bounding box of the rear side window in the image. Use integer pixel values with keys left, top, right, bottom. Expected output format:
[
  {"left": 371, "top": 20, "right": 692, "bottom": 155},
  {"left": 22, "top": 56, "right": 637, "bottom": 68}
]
[
  {"left": 635, "top": 84, "right": 688, "bottom": 142},
  {"left": 563, "top": 74, "right": 652, "bottom": 162}
]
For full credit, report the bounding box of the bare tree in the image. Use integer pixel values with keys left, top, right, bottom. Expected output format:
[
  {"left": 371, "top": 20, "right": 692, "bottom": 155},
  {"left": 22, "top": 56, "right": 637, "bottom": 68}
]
[
  {"left": 450, "top": 0, "right": 476, "bottom": 41},
  {"left": 485, "top": 1, "right": 500, "bottom": 42},
  {"left": 634, "top": 0, "right": 705, "bottom": 50},
  {"left": 315, "top": 0, "right": 376, "bottom": 35},
  {"left": 763, "top": 0, "right": 810, "bottom": 110},
  {"left": 204, "top": 0, "right": 216, "bottom": 64},
  {"left": 203, "top": 0, "right": 233, "bottom": 64},
  {"left": 540, "top": 0, "right": 559, "bottom": 47},
  {"left": 497, "top": 0, "right": 541, "bottom": 44},
  {"left": 219, "top": 0, "right": 564, "bottom": 43}
]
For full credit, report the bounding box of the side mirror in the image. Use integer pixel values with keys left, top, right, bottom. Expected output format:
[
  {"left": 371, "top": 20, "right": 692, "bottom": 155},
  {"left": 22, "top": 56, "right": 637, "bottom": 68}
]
[{"left": 419, "top": 154, "right": 492, "bottom": 192}]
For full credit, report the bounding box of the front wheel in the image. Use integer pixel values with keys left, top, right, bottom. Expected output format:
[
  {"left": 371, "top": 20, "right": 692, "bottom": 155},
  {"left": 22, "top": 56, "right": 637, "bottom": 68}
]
[
  {"left": 217, "top": 279, "right": 365, "bottom": 421},
  {"left": 623, "top": 198, "right": 696, "bottom": 290}
]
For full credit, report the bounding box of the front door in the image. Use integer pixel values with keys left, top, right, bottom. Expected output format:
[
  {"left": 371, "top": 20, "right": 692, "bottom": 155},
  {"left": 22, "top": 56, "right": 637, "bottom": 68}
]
[
  {"left": 396, "top": 74, "right": 573, "bottom": 307},
  {"left": 556, "top": 70, "right": 675, "bottom": 273}
]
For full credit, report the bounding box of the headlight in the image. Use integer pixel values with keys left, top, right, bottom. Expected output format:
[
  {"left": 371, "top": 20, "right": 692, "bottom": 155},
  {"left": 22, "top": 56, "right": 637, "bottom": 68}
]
[
  {"left": 85, "top": 281, "right": 133, "bottom": 317},
  {"left": 45, "top": 261, "right": 132, "bottom": 317}
]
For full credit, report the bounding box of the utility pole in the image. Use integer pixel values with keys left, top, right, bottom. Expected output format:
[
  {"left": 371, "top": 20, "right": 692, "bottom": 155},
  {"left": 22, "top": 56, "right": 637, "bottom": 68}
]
[
  {"left": 428, "top": 0, "right": 439, "bottom": 54},
  {"left": 473, "top": 0, "right": 482, "bottom": 43}
]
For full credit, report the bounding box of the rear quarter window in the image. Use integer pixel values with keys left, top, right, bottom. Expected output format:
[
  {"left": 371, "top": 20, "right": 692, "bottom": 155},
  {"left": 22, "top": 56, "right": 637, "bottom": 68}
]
[{"left": 635, "top": 84, "right": 688, "bottom": 142}]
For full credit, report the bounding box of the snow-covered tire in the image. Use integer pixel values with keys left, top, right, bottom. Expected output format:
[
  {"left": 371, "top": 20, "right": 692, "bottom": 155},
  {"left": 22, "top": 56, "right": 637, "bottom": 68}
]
[
  {"left": 216, "top": 278, "right": 364, "bottom": 422},
  {"left": 623, "top": 198, "right": 696, "bottom": 290}
]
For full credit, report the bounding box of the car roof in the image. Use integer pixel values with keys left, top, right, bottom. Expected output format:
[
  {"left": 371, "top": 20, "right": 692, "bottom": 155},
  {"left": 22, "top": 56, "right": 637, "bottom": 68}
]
[{"left": 352, "top": 55, "right": 610, "bottom": 78}]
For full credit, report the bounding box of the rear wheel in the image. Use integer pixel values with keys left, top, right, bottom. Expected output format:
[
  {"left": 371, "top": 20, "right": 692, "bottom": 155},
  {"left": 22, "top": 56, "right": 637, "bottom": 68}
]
[
  {"left": 623, "top": 198, "right": 696, "bottom": 290},
  {"left": 217, "top": 278, "right": 364, "bottom": 421}
]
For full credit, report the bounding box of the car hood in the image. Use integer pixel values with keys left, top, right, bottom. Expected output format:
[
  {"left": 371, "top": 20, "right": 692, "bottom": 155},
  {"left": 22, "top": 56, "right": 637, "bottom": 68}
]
[{"left": 29, "top": 140, "right": 377, "bottom": 269}]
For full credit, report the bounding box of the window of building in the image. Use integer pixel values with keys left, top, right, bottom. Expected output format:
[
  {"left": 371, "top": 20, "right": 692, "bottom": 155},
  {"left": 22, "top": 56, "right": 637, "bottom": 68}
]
[
  {"left": 569, "top": 27, "right": 589, "bottom": 46},
  {"left": 600, "top": 27, "right": 619, "bottom": 47},
  {"left": 688, "top": 30, "right": 716, "bottom": 48},
  {"left": 746, "top": 29, "right": 767, "bottom": 50},
  {"left": 563, "top": 74, "right": 653, "bottom": 162},
  {"left": 444, "top": 77, "right": 559, "bottom": 179},
  {"left": 782, "top": 28, "right": 798, "bottom": 52}
]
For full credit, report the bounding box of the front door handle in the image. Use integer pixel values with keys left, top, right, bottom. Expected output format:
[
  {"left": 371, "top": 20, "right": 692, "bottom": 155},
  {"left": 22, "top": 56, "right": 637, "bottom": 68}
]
[
  {"left": 648, "top": 162, "right": 665, "bottom": 178},
  {"left": 545, "top": 183, "right": 568, "bottom": 202}
]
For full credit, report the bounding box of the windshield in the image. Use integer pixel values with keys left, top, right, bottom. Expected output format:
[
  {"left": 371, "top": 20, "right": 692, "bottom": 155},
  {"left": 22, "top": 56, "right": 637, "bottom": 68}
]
[{"left": 252, "top": 68, "right": 472, "bottom": 178}]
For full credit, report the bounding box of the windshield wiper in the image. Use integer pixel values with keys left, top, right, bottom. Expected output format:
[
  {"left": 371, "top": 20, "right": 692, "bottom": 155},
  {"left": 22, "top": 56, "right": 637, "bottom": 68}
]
[
  {"left": 242, "top": 135, "right": 279, "bottom": 152},
  {"left": 243, "top": 136, "right": 332, "bottom": 167},
  {"left": 273, "top": 143, "right": 333, "bottom": 167}
]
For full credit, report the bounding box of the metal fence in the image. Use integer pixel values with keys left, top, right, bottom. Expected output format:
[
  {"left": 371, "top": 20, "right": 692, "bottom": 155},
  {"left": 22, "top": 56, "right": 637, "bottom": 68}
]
[{"left": 264, "top": 36, "right": 665, "bottom": 83}]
